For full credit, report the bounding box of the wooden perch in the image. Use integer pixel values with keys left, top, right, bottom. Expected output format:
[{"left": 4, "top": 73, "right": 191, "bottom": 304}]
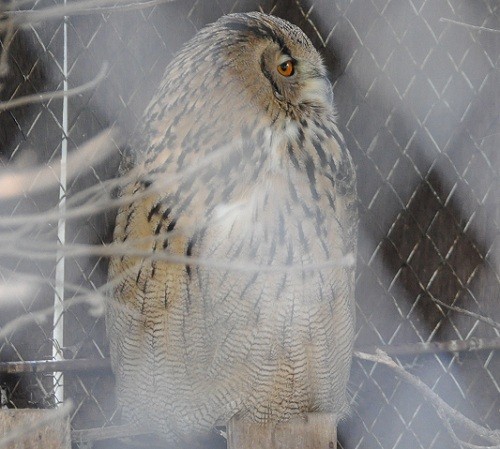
[
  {"left": 0, "top": 409, "right": 70, "bottom": 449},
  {"left": 228, "top": 413, "right": 337, "bottom": 449}
]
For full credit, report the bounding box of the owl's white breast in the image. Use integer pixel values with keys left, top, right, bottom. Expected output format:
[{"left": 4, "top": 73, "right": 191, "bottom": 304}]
[{"left": 213, "top": 124, "right": 289, "bottom": 214}]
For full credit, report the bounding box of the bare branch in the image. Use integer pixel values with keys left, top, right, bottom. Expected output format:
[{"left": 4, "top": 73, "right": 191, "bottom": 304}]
[
  {"left": 71, "top": 423, "right": 146, "bottom": 443},
  {"left": 72, "top": 423, "right": 225, "bottom": 447},
  {"left": 359, "top": 337, "right": 500, "bottom": 356},
  {"left": 355, "top": 350, "right": 500, "bottom": 447},
  {"left": 441, "top": 416, "right": 500, "bottom": 449},
  {"left": 428, "top": 295, "right": 500, "bottom": 331}
]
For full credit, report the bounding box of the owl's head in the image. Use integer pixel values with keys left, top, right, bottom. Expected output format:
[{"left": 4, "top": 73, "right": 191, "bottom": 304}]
[
  {"left": 179, "top": 12, "right": 334, "bottom": 122},
  {"left": 219, "top": 13, "right": 333, "bottom": 116}
]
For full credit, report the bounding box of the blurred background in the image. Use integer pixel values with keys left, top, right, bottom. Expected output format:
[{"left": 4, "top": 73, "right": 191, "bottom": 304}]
[{"left": 0, "top": 0, "right": 498, "bottom": 448}]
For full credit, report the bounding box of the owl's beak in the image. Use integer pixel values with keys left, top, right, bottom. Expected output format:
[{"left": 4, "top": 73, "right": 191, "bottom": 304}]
[
  {"left": 274, "top": 90, "right": 285, "bottom": 101},
  {"left": 301, "top": 74, "right": 333, "bottom": 109}
]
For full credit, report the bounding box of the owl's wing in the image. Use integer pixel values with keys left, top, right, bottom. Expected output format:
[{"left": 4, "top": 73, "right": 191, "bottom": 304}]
[{"left": 307, "top": 118, "right": 358, "bottom": 257}]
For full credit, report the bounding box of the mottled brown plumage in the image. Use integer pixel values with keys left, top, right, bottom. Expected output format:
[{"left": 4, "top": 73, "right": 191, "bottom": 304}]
[{"left": 106, "top": 11, "right": 357, "bottom": 443}]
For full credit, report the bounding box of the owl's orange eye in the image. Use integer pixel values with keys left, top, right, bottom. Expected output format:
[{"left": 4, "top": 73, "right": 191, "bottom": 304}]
[{"left": 277, "top": 60, "right": 294, "bottom": 77}]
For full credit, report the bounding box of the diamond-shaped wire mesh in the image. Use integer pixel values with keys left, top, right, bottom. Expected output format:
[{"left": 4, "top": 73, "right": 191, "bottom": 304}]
[{"left": 0, "top": 0, "right": 498, "bottom": 448}]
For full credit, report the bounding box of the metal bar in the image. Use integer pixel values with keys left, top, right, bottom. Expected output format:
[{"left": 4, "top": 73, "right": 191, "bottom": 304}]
[
  {"left": 0, "top": 358, "right": 111, "bottom": 374},
  {"left": 1, "top": 337, "right": 498, "bottom": 375},
  {"left": 52, "top": 0, "right": 69, "bottom": 406}
]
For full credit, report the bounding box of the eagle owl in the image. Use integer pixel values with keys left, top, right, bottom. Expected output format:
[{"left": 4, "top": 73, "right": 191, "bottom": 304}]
[{"left": 106, "top": 11, "right": 357, "bottom": 443}]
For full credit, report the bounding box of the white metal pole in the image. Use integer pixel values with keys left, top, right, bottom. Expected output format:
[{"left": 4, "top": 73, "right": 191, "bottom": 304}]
[{"left": 53, "top": 0, "right": 68, "bottom": 406}]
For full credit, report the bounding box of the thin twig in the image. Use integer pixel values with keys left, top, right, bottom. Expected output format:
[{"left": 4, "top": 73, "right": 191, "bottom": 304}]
[
  {"left": 429, "top": 295, "right": 500, "bottom": 331},
  {"left": 355, "top": 350, "right": 500, "bottom": 446},
  {"left": 0, "top": 62, "right": 109, "bottom": 112},
  {"left": 440, "top": 18, "right": 500, "bottom": 33}
]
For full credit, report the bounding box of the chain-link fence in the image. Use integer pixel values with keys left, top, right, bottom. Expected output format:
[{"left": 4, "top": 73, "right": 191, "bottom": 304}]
[{"left": 0, "top": 0, "right": 499, "bottom": 448}]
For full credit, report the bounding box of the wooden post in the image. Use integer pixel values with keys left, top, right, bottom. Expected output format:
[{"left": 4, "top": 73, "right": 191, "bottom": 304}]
[
  {"left": 228, "top": 413, "right": 337, "bottom": 449},
  {"left": 0, "top": 409, "right": 70, "bottom": 449}
]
